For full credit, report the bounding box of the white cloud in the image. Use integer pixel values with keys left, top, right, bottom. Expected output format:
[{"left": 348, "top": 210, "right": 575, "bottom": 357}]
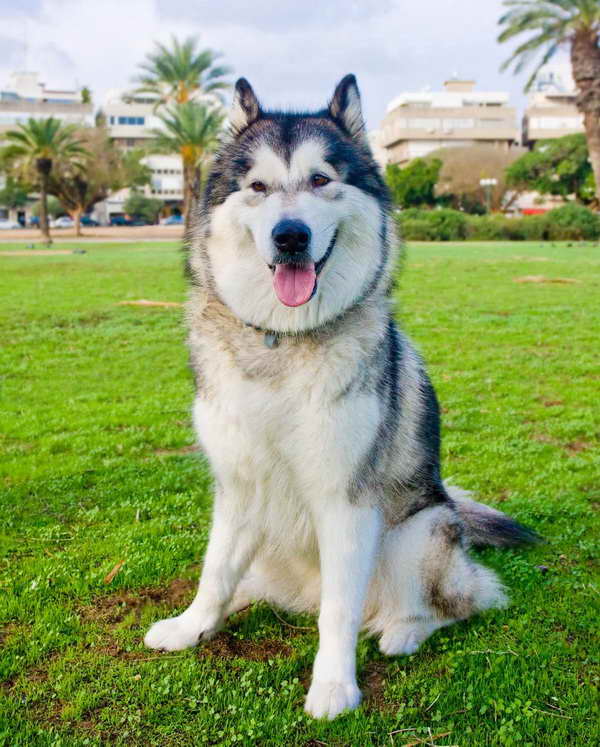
[{"left": 0, "top": 0, "right": 571, "bottom": 127}]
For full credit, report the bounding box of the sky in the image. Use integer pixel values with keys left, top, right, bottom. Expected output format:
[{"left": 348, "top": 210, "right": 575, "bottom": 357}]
[{"left": 0, "top": 0, "right": 572, "bottom": 128}]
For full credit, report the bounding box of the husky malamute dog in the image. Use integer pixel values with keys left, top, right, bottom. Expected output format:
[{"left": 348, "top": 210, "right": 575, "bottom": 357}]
[{"left": 145, "top": 75, "right": 538, "bottom": 719}]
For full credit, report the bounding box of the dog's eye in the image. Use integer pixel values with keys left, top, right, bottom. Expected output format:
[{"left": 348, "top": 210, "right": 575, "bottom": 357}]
[
  {"left": 311, "top": 174, "right": 331, "bottom": 188},
  {"left": 250, "top": 181, "right": 266, "bottom": 193}
]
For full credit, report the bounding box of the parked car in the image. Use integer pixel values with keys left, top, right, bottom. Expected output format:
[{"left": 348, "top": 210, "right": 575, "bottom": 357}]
[
  {"left": 163, "top": 214, "right": 184, "bottom": 225},
  {"left": 51, "top": 216, "right": 74, "bottom": 228},
  {"left": 81, "top": 215, "right": 99, "bottom": 227},
  {"left": 0, "top": 219, "right": 22, "bottom": 230}
]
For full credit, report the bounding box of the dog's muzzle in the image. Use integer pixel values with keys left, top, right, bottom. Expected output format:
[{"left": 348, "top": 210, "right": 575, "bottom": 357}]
[{"left": 269, "top": 229, "right": 337, "bottom": 308}]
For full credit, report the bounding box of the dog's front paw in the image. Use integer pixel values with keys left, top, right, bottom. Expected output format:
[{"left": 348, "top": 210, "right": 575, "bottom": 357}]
[
  {"left": 144, "top": 613, "right": 218, "bottom": 652},
  {"left": 304, "top": 679, "right": 362, "bottom": 720}
]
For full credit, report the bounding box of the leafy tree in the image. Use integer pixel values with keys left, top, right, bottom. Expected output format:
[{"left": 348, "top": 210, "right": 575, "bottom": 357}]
[
  {"left": 123, "top": 190, "right": 163, "bottom": 224},
  {"left": 47, "top": 129, "right": 152, "bottom": 236},
  {"left": 0, "top": 176, "right": 29, "bottom": 210},
  {"left": 498, "top": 0, "right": 600, "bottom": 202},
  {"left": 32, "top": 195, "right": 62, "bottom": 220},
  {"left": 385, "top": 158, "right": 441, "bottom": 208},
  {"left": 81, "top": 86, "right": 92, "bottom": 104},
  {"left": 2, "top": 118, "right": 86, "bottom": 244},
  {"left": 505, "top": 133, "right": 594, "bottom": 201},
  {"left": 148, "top": 101, "right": 224, "bottom": 225},
  {"left": 131, "top": 36, "right": 232, "bottom": 107},
  {"left": 429, "top": 144, "right": 525, "bottom": 212}
]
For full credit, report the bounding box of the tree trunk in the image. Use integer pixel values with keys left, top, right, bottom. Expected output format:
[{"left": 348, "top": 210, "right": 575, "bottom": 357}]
[
  {"left": 36, "top": 158, "right": 52, "bottom": 245},
  {"left": 38, "top": 175, "right": 51, "bottom": 245},
  {"left": 571, "top": 31, "right": 600, "bottom": 203},
  {"left": 72, "top": 207, "right": 83, "bottom": 237}
]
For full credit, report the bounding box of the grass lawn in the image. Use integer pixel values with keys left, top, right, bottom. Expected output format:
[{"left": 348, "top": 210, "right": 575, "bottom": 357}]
[{"left": 0, "top": 240, "right": 598, "bottom": 746}]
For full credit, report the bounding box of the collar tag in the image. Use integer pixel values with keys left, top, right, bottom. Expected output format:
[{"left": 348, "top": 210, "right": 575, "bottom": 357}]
[{"left": 264, "top": 331, "right": 279, "bottom": 349}]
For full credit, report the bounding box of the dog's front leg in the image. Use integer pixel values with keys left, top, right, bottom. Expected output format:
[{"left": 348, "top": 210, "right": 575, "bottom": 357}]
[
  {"left": 305, "top": 500, "right": 382, "bottom": 720},
  {"left": 144, "top": 490, "right": 259, "bottom": 651}
]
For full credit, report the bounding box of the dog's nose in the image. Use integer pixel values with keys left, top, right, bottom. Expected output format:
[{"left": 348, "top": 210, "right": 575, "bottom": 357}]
[{"left": 272, "top": 220, "right": 311, "bottom": 255}]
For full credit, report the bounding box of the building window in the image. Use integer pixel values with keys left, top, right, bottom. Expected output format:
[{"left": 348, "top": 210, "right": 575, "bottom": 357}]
[
  {"left": 442, "top": 118, "right": 475, "bottom": 129},
  {"left": 117, "top": 116, "right": 145, "bottom": 125}
]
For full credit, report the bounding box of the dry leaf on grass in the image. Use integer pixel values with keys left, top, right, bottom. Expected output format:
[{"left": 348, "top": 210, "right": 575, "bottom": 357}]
[
  {"left": 513, "top": 275, "right": 580, "bottom": 284},
  {"left": 117, "top": 299, "right": 182, "bottom": 308},
  {"left": 103, "top": 560, "right": 126, "bottom": 584}
]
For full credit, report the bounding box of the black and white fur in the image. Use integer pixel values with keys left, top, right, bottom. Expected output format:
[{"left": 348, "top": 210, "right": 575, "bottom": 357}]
[{"left": 144, "top": 75, "right": 538, "bottom": 719}]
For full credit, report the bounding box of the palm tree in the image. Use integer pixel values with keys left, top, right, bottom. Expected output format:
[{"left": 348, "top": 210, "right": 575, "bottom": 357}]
[
  {"left": 148, "top": 102, "right": 224, "bottom": 226},
  {"left": 3, "top": 118, "right": 86, "bottom": 243},
  {"left": 132, "top": 36, "right": 232, "bottom": 107},
  {"left": 498, "top": 0, "right": 600, "bottom": 202}
]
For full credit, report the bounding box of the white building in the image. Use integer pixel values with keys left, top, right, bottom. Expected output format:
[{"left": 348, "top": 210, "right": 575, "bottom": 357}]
[
  {"left": 97, "top": 89, "right": 184, "bottom": 220},
  {"left": 0, "top": 72, "right": 94, "bottom": 224},
  {"left": 522, "top": 64, "right": 584, "bottom": 147},
  {"left": 0, "top": 71, "right": 94, "bottom": 132},
  {"left": 380, "top": 79, "right": 519, "bottom": 165}
]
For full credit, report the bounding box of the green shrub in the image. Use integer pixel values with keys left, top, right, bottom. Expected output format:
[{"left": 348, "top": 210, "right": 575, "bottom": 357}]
[
  {"left": 396, "top": 208, "right": 467, "bottom": 241},
  {"left": 400, "top": 218, "right": 438, "bottom": 241},
  {"left": 545, "top": 203, "right": 600, "bottom": 240},
  {"left": 396, "top": 203, "right": 599, "bottom": 241},
  {"left": 465, "top": 215, "right": 508, "bottom": 241}
]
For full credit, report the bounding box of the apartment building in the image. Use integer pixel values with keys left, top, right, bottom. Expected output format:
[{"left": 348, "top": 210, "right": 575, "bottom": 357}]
[
  {"left": 97, "top": 89, "right": 184, "bottom": 220},
  {"left": 0, "top": 71, "right": 94, "bottom": 135},
  {"left": 0, "top": 72, "right": 94, "bottom": 223},
  {"left": 380, "top": 79, "right": 519, "bottom": 165},
  {"left": 522, "top": 68, "right": 583, "bottom": 148}
]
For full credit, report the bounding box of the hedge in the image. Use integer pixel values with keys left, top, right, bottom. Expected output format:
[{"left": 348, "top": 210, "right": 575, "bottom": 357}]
[{"left": 396, "top": 204, "right": 600, "bottom": 241}]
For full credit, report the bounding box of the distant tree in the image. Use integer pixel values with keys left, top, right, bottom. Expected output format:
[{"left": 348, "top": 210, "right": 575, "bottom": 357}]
[
  {"left": 32, "top": 195, "right": 62, "bottom": 220},
  {"left": 498, "top": 0, "right": 600, "bottom": 202},
  {"left": 81, "top": 86, "right": 92, "bottom": 104},
  {"left": 505, "top": 133, "right": 594, "bottom": 202},
  {"left": 123, "top": 190, "right": 164, "bottom": 224},
  {"left": 148, "top": 101, "right": 224, "bottom": 225},
  {"left": 428, "top": 145, "right": 525, "bottom": 212},
  {"left": 385, "top": 158, "right": 441, "bottom": 208},
  {"left": 2, "top": 118, "right": 86, "bottom": 244},
  {"left": 47, "top": 128, "right": 152, "bottom": 236},
  {"left": 131, "top": 36, "right": 232, "bottom": 107},
  {"left": 0, "top": 176, "right": 29, "bottom": 210}
]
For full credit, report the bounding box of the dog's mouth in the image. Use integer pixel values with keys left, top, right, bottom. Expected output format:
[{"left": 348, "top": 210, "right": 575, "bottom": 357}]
[{"left": 269, "top": 230, "right": 337, "bottom": 308}]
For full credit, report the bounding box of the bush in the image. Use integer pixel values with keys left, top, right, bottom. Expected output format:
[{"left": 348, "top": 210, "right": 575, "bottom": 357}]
[
  {"left": 396, "top": 208, "right": 467, "bottom": 241},
  {"left": 396, "top": 204, "right": 599, "bottom": 241},
  {"left": 544, "top": 203, "right": 600, "bottom": 240},
  {"left": 465, "top": 215, "right": 507, "bottom": 241}
]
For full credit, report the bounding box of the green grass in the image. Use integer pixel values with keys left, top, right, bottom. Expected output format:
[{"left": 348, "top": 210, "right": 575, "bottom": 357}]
[{"left": 0, "top": 241, "right": 598, "bottom": 746}]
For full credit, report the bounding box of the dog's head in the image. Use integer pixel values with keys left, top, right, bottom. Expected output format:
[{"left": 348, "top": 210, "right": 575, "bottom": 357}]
[{"left": 194, "top": 75, "right": 393, "bottom": 332}]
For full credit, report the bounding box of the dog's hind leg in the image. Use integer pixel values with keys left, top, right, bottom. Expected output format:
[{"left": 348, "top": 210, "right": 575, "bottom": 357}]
[{"left": 367, "top": 505, "right": 507, "bottom": 656}]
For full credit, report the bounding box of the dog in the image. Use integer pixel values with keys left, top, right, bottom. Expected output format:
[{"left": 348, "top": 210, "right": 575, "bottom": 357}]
[{"left": 144, "top": 75, "right": 539, "bottom": 719}]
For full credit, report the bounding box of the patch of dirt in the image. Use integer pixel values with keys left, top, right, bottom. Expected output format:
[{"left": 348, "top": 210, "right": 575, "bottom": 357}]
[
  {"left": 513, "top": 275, "right": 581, "bottom": 284},
  {"left": 565, "top": 440, "right": 591, "bottom": 454},
  {"left": 154, "top": 445, "right": 199, "bottom": 457},
  {"left": 360, "top": 660, "right": 388, "bottom": 710},
  {"left": 198, "top": 631, "right": 293, "bottom": 662},
  {"left": 0, "top": 250, "right": 73, "bottom": 256},
  {"left": 117, "top": 299, "right": 182, "bottom": 308},
  {"left": 80, "top": 577, "right": 197, "bottom": 626},
  {"left": 540, "top": 398, "right": 564, "bottom": 408},
  {"left": 531, "top": 433, "right": 558, "bottom": 446}
]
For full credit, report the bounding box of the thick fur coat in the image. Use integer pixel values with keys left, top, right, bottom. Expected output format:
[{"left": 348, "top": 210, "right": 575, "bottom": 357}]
[{"left": 144, "top": 75, "right": 538, "bottom": 719}]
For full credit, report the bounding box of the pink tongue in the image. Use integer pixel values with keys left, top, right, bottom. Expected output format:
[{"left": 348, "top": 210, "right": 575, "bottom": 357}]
[{"left": 273, "top": 263, "right": 316, "bottom": 307}]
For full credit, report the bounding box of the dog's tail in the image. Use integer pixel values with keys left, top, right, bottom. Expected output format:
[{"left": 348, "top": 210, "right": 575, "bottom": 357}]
[{"left": 446, "top": 485, "right": 543, "bottom": 548}]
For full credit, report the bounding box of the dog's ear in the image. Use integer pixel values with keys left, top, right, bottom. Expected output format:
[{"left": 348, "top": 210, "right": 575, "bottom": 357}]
[
  {"left": 229, "top": 78, "right": 261, "bottom": 133},
  {"left": 328, "top": 74, "right": 365, "bottom": 140}
]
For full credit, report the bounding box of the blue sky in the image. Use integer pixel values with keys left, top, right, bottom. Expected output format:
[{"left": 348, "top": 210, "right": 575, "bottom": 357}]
[{"left": 0, "top": 0, "right": 571, "bottom": 127}]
